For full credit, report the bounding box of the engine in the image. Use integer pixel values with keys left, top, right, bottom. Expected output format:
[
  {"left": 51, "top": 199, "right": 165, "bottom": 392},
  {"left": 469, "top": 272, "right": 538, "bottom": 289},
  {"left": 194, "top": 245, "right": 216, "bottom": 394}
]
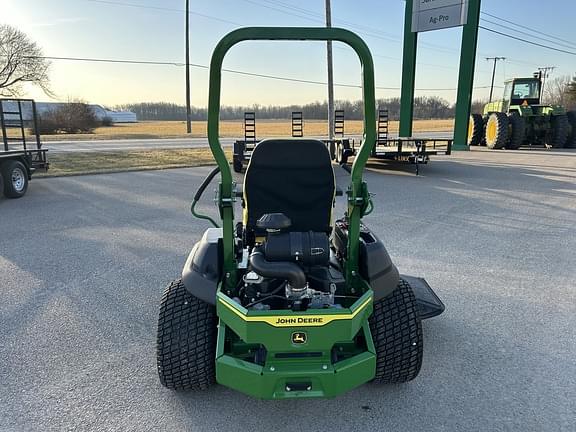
[{"left": 237, "top": 213, "right": 346, "bottom": 311}]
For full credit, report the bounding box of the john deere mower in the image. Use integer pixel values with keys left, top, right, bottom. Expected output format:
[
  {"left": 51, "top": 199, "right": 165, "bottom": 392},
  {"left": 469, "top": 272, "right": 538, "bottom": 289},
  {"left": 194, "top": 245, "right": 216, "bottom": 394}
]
[
  {"left": 156, "top": 27, "right": 444, "bottom": 400},
  {"left": 468, "top": 72, "right": 576, "bottom": 149}
]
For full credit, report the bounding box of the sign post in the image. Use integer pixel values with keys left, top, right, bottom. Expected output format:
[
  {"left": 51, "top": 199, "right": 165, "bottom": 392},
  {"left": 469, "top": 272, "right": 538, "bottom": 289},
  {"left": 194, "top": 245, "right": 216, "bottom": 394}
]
[{"left": 399, "top": 0, "right": 481, "bottom": 151}]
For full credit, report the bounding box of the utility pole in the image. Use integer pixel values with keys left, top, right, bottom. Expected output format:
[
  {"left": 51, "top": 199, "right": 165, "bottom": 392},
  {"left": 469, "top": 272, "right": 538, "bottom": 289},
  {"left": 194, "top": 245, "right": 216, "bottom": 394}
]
[
  {"left": 185, "top": 0, "right": 192, "bottom": 134},
  {"left": 486, "top": 57, "right": 505, "bottom": 102},
  {"left": 538, "top": 66, "right": 556, "bottom": 103},
  {"left": 325, "top": 0, "right": 334, "bottom": 140}
]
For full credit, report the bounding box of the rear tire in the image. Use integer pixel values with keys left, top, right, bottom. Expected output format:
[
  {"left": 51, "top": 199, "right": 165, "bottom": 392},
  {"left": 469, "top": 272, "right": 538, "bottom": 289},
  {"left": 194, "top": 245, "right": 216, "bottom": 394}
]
[
  {"left": 507, "top": 112, "right": 526, "bottom": 150},
  {"left": 485, "top": 112, "right": 509, "bottom": 149},
  {"left": 370, "top": 278, "right": 423, "bottom": 384},
  {"left": 566, "top": 111, "right": 576, "bottom": 148},
  {"left": 547, "top": 114, "right": 569, "bottom": 148},
  {"left": 1, "top": 160, "right": 28, "bottom": 198},
  {"left": 467, "top": 114, "right": 483, "bottom": 146},
  {"left": 157, "top": 279, "right": 217, "bottom": 390}
]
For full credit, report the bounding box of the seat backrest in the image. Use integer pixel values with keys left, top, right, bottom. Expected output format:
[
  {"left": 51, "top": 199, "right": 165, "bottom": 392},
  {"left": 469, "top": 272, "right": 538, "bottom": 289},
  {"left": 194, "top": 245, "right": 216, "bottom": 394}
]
[{"left": 243, "top": 139, "right": 335, "bottom": 234}]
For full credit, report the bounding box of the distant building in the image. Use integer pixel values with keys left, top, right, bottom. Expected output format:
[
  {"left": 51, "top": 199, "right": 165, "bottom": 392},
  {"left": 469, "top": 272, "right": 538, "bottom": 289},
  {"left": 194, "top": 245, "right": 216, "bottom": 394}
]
[{"left": 1, "top": 100, "right": 137, "bottom": 123}]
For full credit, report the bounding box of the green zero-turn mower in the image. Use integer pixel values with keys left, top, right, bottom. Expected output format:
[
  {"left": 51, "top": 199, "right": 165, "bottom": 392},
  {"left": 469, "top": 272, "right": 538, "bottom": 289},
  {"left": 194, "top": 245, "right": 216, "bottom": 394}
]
[{"left": 156, "top": 27, "right": 444, "bottom": 400}]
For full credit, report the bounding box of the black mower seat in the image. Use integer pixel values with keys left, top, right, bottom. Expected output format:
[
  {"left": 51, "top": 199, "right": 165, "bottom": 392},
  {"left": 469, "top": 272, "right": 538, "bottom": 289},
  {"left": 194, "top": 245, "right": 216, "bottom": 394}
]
[{"left": 243, "top": 139, "right": 335, "bottom": 234}]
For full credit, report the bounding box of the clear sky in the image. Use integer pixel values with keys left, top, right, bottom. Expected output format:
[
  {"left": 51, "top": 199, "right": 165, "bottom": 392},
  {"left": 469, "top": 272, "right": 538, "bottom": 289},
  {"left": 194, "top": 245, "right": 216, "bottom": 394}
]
[{"left": 3, "top": 0, "right": 575, "bottom": 108}]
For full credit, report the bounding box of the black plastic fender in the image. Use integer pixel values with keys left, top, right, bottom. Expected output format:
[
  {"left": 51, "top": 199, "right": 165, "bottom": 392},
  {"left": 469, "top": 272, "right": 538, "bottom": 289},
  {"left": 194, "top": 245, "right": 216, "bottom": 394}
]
[{"left": 181, "top": 228, "right": 223, "bottom": 305}]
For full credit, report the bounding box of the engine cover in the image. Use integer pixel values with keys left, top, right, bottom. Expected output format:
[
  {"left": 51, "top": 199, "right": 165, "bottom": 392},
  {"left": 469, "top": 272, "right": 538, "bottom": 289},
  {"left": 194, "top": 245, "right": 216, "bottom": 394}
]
[{"left": 264, "top": 231, "right": 330, "bottom": 266}]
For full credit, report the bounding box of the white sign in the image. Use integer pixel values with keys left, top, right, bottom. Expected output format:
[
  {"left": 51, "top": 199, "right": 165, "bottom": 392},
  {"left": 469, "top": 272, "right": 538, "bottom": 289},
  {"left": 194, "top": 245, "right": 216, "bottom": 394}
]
[{"left": 412, "top": 0, "right": 468, "bottom": 33}]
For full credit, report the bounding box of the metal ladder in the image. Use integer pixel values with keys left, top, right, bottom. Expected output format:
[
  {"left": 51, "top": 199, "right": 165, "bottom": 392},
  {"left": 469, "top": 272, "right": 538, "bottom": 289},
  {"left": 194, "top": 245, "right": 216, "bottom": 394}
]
[
  {"left": 291, "top": 111, "right": 303, "bottom": 137},
  {"left": 334, "top": 109, "right": 344, "bottom": 137},
  {"left": 244, "top": 111, "right": 256, "bottom": 144},
  {"left": 377, "top": 108, "right": 389, "bottom": 145}
]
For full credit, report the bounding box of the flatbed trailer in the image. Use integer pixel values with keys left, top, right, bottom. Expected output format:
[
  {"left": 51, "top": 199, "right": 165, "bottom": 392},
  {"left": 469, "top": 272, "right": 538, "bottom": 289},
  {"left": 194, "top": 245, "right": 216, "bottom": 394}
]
[{"left": 0, "top": 99, "right": 49, "bottom": 198}]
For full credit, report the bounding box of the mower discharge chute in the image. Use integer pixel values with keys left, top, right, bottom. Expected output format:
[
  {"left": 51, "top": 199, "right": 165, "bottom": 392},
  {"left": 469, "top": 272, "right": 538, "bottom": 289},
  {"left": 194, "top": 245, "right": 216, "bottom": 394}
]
[{"left": 156, "top": 27, "right": 444, "bottom": 399}]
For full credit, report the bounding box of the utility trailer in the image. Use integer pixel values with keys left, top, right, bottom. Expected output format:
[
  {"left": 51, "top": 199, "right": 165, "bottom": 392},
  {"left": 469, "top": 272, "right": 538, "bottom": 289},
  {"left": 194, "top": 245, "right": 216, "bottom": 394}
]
[
  {"left": 335, "top": 109, "right": 453, "bottom": 174},
  {"left": 0, "top": 99, "right": 49, "bottom": 198}
]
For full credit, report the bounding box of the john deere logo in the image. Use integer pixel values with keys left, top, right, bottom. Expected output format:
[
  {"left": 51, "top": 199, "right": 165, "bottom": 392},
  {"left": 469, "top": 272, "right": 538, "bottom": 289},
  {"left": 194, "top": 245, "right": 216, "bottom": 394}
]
[{"left": 291, "top": 332, "right": 307, "bottom": 344}]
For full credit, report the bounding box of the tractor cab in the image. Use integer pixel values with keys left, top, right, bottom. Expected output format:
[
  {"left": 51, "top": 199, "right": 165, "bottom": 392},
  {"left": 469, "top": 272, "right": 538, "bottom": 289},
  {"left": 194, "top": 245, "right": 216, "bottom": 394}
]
[{"left": 503, "top": 76, "right": 542, "bottom": 110}]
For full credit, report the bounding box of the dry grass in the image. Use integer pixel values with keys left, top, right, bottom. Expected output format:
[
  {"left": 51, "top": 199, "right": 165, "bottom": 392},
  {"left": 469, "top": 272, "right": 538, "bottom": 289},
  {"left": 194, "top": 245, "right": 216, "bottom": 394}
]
[
  {"left": 36, "top": 148, "right": 227, "bottom": 177},
  {"left": 38, "top": 119, "right": 454, "bottom": 141}
]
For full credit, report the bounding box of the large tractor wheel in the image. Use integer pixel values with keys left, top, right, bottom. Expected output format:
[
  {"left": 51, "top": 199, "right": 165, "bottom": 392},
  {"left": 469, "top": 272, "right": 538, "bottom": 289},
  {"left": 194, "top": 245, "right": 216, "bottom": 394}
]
[
  {"left": 547, "top": 114, "right": 569, "bottom": 148},
  {"left": 157, "top": 279, "right": 217, "bottom": 390},
  {"left": 467, "top": 114, "right": 484, "bottom": 146},
  {"left": 485, "top": 112, "right": 509, "bottom": 149},
  {"left": 369, "top": 278, "right": 423, "bottom": 384},
  {"left": 506, "top": 112, "right": 526, "bottom": 150},
  {"left": 566, "top": 111, "right": 576, "bottom": 149}
]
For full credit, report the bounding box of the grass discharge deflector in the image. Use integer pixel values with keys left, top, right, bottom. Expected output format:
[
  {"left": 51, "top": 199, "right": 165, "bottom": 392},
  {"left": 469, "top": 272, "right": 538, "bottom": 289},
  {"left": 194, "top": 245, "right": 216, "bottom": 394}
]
[{"left": 156, "top": 27, "right": 444, "bottom": 400}]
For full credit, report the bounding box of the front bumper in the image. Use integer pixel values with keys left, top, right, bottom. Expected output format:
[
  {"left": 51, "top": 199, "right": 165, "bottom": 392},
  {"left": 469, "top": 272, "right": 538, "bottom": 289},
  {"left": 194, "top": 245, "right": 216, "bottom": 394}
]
[{"left": 215, "top": 292, "right": 376, "bottom": 399}]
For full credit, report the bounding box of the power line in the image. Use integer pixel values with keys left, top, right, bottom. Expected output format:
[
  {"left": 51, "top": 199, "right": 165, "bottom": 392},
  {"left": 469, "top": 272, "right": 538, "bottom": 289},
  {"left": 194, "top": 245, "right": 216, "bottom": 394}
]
[
  {"left": 480, "top": 18, "right": 576, "bottom": 51},
  {"left": 481, "top": 11, "right": 575, "bottom": 48},
  {"left": 479, "top": 26, "right": 576, "bottom": 56},
  {"left": 85, "top": 0, "right": 243, "bottom": 26},
  {"left": 23, "top": 55, "right": 496, "bottom": 92}
]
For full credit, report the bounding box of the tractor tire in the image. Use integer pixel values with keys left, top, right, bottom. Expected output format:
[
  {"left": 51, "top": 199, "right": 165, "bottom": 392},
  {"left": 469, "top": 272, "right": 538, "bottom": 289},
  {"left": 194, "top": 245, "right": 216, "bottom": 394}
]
[
  {"left": 157, "top": 279, "right": 217, "bottom": 390},
  {"left": 506, "top": 112, "right": 526, "bottom": 150},
  {"left": 1, "top": 160, "right": 28, "bottom": 198},
  {"left": 547, "top": 114, "right": 569, "bottom": 148},
  {"left": 485, "top": 112, "right": 509, "bottom": 149},
  {"left": 467, "top": 114, "right": 484, "bottom": 146},
  {"left": 566, "top": 111, "right": 576, "bottom": 148},
  {"left": 369, "top": 278, "right": 423, "bottom": 384}
]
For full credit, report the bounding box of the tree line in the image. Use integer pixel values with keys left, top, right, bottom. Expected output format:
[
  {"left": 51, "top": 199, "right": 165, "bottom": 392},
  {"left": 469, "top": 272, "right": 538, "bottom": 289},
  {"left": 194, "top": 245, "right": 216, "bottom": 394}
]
[{"left": 117, "top": 96, "right": 457, "bottom": 121}]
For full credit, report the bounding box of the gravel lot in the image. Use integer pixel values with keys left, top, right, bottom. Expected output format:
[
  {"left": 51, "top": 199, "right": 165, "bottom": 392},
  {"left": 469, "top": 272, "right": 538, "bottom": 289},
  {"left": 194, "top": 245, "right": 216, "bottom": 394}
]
[{"left": 1, "top": 148, "right": 574, "bottom": 431}]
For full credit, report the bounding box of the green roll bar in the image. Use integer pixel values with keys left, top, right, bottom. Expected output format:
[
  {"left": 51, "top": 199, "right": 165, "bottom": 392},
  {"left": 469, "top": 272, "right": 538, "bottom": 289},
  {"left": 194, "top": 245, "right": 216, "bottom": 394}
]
[{"left": 207, "top": 27, "right": 376, "bottom": 292}]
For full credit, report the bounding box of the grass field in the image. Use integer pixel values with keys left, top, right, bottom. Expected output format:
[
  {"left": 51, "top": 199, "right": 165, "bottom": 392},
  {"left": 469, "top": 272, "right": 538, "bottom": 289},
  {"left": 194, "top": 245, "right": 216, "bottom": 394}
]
[
  {"left": 36, "top": 148, "right": 225, "bottom": 177},
  {"left": 39, "top": 119, "right": 454, "bottom": 141}
]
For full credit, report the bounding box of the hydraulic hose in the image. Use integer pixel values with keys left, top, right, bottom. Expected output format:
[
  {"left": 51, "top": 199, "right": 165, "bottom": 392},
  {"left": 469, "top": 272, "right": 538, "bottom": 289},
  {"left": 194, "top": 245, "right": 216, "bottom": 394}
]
[
  {"left": 190, "top": 166, "right": 221, "bottom": 228},
  {"left": 249, "top": 247, "right": 306, "bottom": 290}
]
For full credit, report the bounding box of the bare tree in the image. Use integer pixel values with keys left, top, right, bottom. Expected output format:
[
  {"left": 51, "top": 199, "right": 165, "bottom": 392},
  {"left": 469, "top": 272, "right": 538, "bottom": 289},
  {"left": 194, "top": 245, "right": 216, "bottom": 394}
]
[
  {"left": 567, "top": 75, "right": 576, "bottom": 109},
  {"left": 0, "top": 24, "right": 52, "bottom": 97},
  {"left": 543, "top": 75, "right": 571, "bottom": 106}
]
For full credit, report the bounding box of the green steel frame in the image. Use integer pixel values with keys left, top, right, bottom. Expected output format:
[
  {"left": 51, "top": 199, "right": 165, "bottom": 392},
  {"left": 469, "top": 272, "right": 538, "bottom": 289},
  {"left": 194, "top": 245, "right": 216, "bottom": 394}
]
[
  {"left": 207, "top": 27, "right": 376, "bottom": 294},
  {"left": 399, "top": 0, "right": 482, "bottom": 150}
]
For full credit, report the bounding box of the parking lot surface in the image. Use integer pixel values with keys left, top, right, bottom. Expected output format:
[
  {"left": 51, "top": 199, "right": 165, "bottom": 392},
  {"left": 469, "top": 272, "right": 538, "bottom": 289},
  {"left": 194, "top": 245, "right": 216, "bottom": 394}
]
[{"left": 1, "top": 148, "right": 575, "bottom": 431}]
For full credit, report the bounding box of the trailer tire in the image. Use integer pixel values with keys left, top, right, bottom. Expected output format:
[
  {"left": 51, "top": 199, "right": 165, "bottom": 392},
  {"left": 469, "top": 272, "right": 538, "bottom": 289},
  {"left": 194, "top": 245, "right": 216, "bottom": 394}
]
[
  {"left": 547, "top": 114, "right": 569, "bottom": 148},
  {"left": 233, "top": 158, "right": 243, "bottom": 173},
  {"left": 507, "top": 112, "right": 526, "bottom": 150},
  {"left": 329, "top": 141, "right": 336, "bottom": 161},
  {"left": 2, "top": 160, "right": 28, "bottom": 198},
  {"left": 485, "top": 112, "right": 509, "bottom": 149},
  {"left": 335, "top": 142, "right": 343, "bottom": 164},
  {"left": 467, "top": 114, "right": 483, "bottom": 146},
  {"left": 370, "top": 278, "right": 423, "bottom": 384},
  {"left": 157, "top": 279, "right": 217, "bottom": 390},
  {"left": 566, "top": 111, "right": 576, "bottom": 148}
]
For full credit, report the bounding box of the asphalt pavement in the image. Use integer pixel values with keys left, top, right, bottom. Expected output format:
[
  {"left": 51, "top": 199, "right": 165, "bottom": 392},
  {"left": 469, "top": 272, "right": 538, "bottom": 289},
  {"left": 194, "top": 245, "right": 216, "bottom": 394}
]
[
  {"left": 44, "top": 131, "right": 453, "bottom": 153},
  {"left": 1, "top": 148, "right": 574, "bottom": 431}
]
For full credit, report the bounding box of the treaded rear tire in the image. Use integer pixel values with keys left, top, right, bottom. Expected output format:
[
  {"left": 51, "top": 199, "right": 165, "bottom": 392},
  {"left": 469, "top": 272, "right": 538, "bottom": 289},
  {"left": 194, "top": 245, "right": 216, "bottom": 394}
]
[
  {"left": 468, "top": 114, "right": 483, "bottom": 146},
  {"left": 157, "top": 279, "right": 217, "bottom": 390},
  {"left": 547, "top": 114, "right": 569, "bottom": 148},
  {"left": 507, "top": 112, "right": 526, "bottom": 150},
  {"left": 369, "top": 278, "right": 423, "bottom": 384},
  {"left": 566, "top": 111, "right": 576, "bottom": 149},
  {"left": 485, "top": 112, "right": 509, "bottom": 149}
]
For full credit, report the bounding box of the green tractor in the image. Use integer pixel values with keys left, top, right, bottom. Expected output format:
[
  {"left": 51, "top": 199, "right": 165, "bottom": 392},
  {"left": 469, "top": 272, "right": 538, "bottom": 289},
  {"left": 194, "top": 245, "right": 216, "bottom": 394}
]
[
  {"left": 155, "top": 27, "right": 444, "bottom": 400},
  {"left": 468, "top": 72, "right": 576, "bottom": 149}
]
